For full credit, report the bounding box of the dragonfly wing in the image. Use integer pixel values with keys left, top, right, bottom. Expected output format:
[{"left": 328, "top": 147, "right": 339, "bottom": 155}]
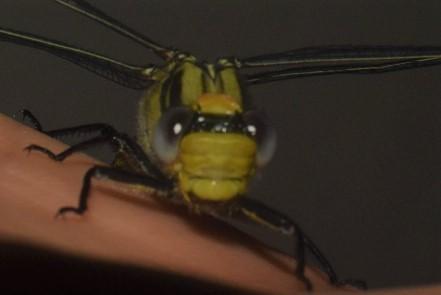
[{"left": 0, "top": 27, "right": 154, "bottom": 89}]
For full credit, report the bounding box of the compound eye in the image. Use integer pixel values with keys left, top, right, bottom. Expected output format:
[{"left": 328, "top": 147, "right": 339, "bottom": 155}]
[
  {"left": 243, "top": 111, "right": 277, "bottom": 167},
  {"left": 152, "top": 107, "right": 194, "bottom": 163}
]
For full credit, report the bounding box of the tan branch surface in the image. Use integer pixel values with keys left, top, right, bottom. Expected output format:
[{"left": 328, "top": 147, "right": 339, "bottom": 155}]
[
  {"left": 3, "top": 114, "right": 438, "bottom": 294},
  {"left": 0, "top": 114, "right": 342, "bottom": 294}
]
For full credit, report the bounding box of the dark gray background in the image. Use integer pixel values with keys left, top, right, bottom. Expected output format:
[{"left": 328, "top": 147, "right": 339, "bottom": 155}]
[{"left": 0, "top": 0, "right": 440, "bottom": 289}]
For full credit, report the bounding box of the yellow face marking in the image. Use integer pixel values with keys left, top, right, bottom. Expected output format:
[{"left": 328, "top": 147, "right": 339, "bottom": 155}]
[
  {"left": 195, "top": 94, "right": 242, "bottom": 115},
  {"left": 174, "top": 132, "right": 257, "bottom": 202}
]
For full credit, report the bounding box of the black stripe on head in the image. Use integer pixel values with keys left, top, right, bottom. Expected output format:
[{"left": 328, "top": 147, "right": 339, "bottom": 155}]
[
  {"left": 200, "top": 72, "right": 208, "bottom": 94},
  {"left": 159, "top": 75, "right": 173, "bottom": 113},
  {"left": 168, "top": 70, "right": 183, "bottom": 109},
  {"left": 217, "top": 72, "right": 225, "bottom": 92}
]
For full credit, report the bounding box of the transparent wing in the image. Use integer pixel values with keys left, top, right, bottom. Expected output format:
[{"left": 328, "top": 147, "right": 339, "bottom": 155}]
[
  {"left": 239, "top": 45, "right": 441, "bottom": 67},
  {"left": 237, "top": 46, "right": 441, "bottom": 84},
  {"left": 0, "top": 27, "right": 155, "bottom": 89},
  {"left": 55, "top": 0, "right": 176, "bottom": 60}
]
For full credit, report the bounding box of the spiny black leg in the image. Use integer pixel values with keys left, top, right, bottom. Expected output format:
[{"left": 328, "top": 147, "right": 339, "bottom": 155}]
[
  {"left": 45, "top": 124, "right": 116, "bottom": 140},
  {"left": 57, "top": 165, "right": 173, "bottom": 217},
  {"left": 301, "top": 232, "right": 367, "bottom": 289},
  {"left": 24, "top": 124, "right": 166, "bottom": 181},
  {"left": 302, "top": 231, "right": 367, "bottom": 288},
  {"left": 20, "top": 118, "right": 168, "bottom": 181},
  {"left": 299, "top": 233, "right": 337, "bottom": 283},
  {"left": 56, "top": 166, "right": 97, "bottom": 216},
  {"left": 24, "top": 136, "right": 110, "bottom": 161},
  {"left": 292, "top": 225, "right": 313, "bottom": 290},
  {"left": 232, "top": 198, "right": 312, "bottom": 291},
  {"left": 18, "top": 109, "right": 116, "bottom": 140},
  {"left": 232, "top": 198, "right": 366, "bottom": 291},
  {"left": 19, "top": 109, "right": 43, "bottom": 131}
]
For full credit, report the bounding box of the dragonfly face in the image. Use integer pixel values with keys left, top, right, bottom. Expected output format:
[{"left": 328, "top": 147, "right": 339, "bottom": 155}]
[
  {"left": 173, "top": 97, "right": 258, "bottom": 204},
  {"left": 142, "top": 57, "right": 276, "bottom": 205}
]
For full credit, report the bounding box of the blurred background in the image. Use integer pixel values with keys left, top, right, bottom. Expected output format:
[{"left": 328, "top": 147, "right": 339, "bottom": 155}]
[{"left": 0, "top": 0, "right": 440, "bottom": 289}]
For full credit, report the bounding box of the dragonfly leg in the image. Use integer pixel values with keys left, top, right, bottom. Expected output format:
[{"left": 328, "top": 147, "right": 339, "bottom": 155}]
[
  {"left": 232, "top": 197, "right": 366, "bottom": 291},
  {"left": 19, "top": 109, "right": 116, "bottom": 140},
  {"left": 18, "top": 117, "right": 175, "bottom": 216},
  {"left": 24, "top": 135, "right": 112, "bottom": 162},
  {"left": 57, "top": 165, "right": 173, "bottom": 217},
  {"left": 24, "top": 123, "right": 166, "bottom": 181},
  {"left": 19, "top": 109, "right": 43, "bottom": 131}
]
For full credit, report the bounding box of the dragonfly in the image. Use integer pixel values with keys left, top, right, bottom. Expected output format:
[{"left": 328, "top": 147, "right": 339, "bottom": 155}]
[{"left": 1, "top": 0, "right": 441, "bottom": 291}]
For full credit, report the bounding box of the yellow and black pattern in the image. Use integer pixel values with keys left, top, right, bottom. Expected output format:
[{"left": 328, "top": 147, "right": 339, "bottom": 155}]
[{"left": 14, "top": 0, "right": 441, "bottom": 291}]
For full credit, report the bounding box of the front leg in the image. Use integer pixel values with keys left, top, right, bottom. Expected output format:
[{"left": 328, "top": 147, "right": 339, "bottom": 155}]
[
  {"left": 22, "top": 121, "right": 174, "bottom": 216},
  {"left": 24, "top": 124, "right": 166, "bottom": 181},
  {"left": 58, "top": 165, "right": 173, "bottom": 217},
  {"left": 20, "top": 109, "right": 116, "bottom": 141},
  {"left": 24, "top": 136, "right": 113, "bottom": 162}
]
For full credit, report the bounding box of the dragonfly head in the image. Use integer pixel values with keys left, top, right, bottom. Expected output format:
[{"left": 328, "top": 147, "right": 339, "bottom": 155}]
[{"left": 152, "top": 94, "right": 276, "bottom": 204}]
